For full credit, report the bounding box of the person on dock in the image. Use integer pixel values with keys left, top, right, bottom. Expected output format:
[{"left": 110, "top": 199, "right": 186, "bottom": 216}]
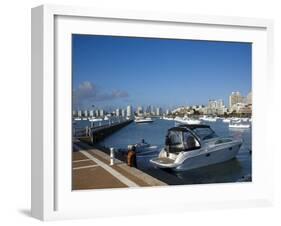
[{"left": 127, "top": 145, "right": 137, "bottom": 167}]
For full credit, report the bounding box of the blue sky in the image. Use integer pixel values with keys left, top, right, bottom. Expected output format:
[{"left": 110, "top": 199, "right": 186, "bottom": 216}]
[{"left": 72, "top": 34, "right": 251, "bottom": 110}]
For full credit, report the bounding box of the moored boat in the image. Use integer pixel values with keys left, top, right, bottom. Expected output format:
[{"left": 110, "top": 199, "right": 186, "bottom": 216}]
[
  {"left": 229, "top": 122, "right": 250, "bottom": 129},
  {"left": 174, "top": 116, "right": 201, "bottom": 125},
  {"left": 150, "top": 124, "right": 242, "bottom": 171},
  {"left": 135, "top": 117, "right": 154, "bottom": 123}
]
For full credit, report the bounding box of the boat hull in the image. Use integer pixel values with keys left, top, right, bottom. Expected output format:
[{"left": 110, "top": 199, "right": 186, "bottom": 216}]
[
  {"left": 135, "top": 119, "right": 154, "bottom": 123},
  {"left": 174, "top": 144, "right": 240, "bottom": 171},
  {"left": 150, "top": 143, "right": 241, "bottom": 171}
]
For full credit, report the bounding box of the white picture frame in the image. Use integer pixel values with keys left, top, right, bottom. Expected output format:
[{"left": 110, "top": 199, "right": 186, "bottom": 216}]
[{"left": 31, "top": 4, "right": 274, "bottom": 221}]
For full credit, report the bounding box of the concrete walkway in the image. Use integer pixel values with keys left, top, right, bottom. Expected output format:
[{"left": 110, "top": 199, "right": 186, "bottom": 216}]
[{"left": 72, "top": 143, "right": 167, "bottom": 190}]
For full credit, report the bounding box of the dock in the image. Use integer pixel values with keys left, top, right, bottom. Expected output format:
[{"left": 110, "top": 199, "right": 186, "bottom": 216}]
[
  {"left": 73, "top": 118, "right": 133, "bottom": 143},
  {"left": 72, "top": 141, "right": 167, "bottom": 190}
]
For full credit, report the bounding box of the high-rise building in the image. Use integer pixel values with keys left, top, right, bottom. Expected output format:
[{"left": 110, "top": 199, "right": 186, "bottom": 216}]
[
  {"left": 95, "top": 110, "right": 99, "bottom": 117},
  {"left": 77, "top": 110, "right": 82, "bottom": 117},
  {"left": 99, "top": 109, "right": 104, "bottom": 117},
  {"left": 156, "top": 107, "right": 162, "bottom": 116},
  {"left": 127, "top": 105, "right": 132, "bottom": 117},
  {"left": 116, "top": 108, "right": 120, "bottom": 117},
  {"left": 166, "top": 109, "right": 171, "bottom": 115},
  {"left": 229, "top": 91, "right": 244, "bottom": 108},
  {"left": 121, "top": 109, "right": 126, "bottom": 117},
  {"left": 247, "top": 91, "right": 252, "bottom": 105},
  {"left": 89, "top": 110, "right": 94, "bottom": 117},
  {"left": 207, "top": 99, "right": 225, "bottom": 115},
  {"left": 137, "top": 106, "right": 143, "bottom": 115},
  {"left": 83, "top": 110, "right": 88, "bottom": 117}
]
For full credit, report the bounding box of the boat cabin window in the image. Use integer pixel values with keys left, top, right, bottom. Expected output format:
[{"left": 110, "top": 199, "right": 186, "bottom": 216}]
[
  {"left": 166, "top": 130, "right": 200, "bottom": 153},
  {"left": 192, "top": 127, "right": 218, "bottom": 140},
  {"left": 183, "top": 131, "right": 200, "bottom": 151},
  {"left": 166, "top": 131, "right": 184, "bottom": 153},
  {"left": 167, "top": 131, "right": 182, "bottom": 145}
]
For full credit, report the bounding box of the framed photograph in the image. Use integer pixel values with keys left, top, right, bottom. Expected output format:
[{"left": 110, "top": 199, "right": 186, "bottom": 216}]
[{"left": 31, "top": 4, "right": 274, "bottom": 221}]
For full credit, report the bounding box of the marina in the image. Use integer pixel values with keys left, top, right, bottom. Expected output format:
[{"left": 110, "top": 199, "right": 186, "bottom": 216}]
[{"left": 73, "top": 116, "right": 252, "bottom": 188}]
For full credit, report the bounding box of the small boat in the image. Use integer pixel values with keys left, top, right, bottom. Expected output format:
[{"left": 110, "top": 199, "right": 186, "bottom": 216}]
[
  {"left": 89, "top": 118, "right": 103, "bottom": 122},
  {"left": 135, "top": 117, "right": 154, "bottom": 123},
  {"left": 174, "top": 116, "right": 201, "bottom": 125},
  {"left": 150, "top": 124, "right": 242, "bottom": 171},
  {"left": 222, "top": 118, "right": 231, "bottom": 123},
  {"left": 229, "top": 122, "right": 250, "bottom": 129},
  {"left": 74, "top": 117, "right": 81, "bottom": 121},
  {"left": 82, "top": 117, "right": 88, "bottom": 120},
  {"left": 162, "top": 116, "right": 174, "bottom": 121},
  {"left": 128, "top": 139, "right": 160, "bottom": 156},
  {"left": 200, "top": 115, "right": 217, "bottom": 122}
]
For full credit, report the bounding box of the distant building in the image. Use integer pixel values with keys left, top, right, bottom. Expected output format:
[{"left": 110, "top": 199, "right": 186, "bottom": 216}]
[
  {"left": 207, "top": 99, "right": 226, "bottom": 115},
  {"left": 127, "top": 105, "right": 132, "bottom": 117},
  {"left": 89, "top": 110, "right": 94, "bottom": 117},
  {"left": 146, "top": 105, "right": 152, "bottom": 114},
  {"left": 156, "top": 107, "right": 162, "bottom": 116},
  {"left": 116, "top": 108, "right": 120, "bottom": 117},
  {"left": 121, "top": 109, "right": 126, "bottom": 117},
  {"left": 247, "top": 91, "right": 252, "bottom": 105},
  {"left": 77, "top": 110, "right": 82, "bottom": 117},
  {"left": 137, "top": 106, "right": 143, "bottom": 115},
  {"left": 83, "top": 110, "right": 88, "bottom": 117},
  {"left": 166, "top": 109, "right": 171, "bottom": 115},
  {"left": 100, "top": 109, "right": 104, "bottom": 117},
  {"left": 95, "top": 110, "right": 99, "bottom": 117},
  {"left": 72, "top": 110, "right": 76, "bottom": 117},
  {"left": 229, "top": 91, "right": 244, "bottom": 108},
  {"left": 231, "top": 103, "right": 252, "bottom": 114}
]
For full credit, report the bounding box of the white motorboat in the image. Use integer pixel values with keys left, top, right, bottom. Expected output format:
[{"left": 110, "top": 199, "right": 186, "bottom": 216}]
[
  {"left": 174, "top": 116, "right": 201, "bottom": 125},
  {"left": 89, "top": 117, "right": 103, "bottom": 122},
  {"left": 127, "top": 139, "right": 160, "bottom": 156},
  {"left": 150, "top": 124, "right": 242, "bottom": 171},
  {"left": 229, "top": 122, "right": 250, "bottom": 129},
  {"left": 74, "top": 117, "right": 81, "bottom": 121},
  {"left": 162, "top": 116, "right": 174, "bottom": 121},
  {"left": 222, "top": 118, "right": 231, "bottom": 123},
  {"left": 200, "top": 115, "right": 217, "bottom": 122},
  {"left": 82, "top": 117, "right": 88, "bottom": 120},
  {"left": 135, "top": 117, "right": 154, "bottom": 123}
]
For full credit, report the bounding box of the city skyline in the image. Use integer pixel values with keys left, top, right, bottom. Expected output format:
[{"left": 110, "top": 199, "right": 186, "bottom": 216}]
[
  {"left": 73, "top": 89, "right": 252, "bottom": 117},
  {"left": 73, "top": 35, "right": 252, "bottom": 110}
]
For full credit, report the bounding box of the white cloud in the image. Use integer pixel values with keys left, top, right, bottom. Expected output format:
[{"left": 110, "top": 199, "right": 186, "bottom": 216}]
[{"left": 73, "top": 81, "right": 129, "bottom": 108}]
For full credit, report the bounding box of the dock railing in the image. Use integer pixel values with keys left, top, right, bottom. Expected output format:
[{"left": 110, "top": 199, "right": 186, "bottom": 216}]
[{"left": 73, "top": 117, "right": 133, "bottom": 140}]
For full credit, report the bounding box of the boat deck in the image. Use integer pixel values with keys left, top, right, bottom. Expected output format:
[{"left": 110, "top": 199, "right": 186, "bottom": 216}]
[{"left": 153, "top": 157, "right": 175, "bottom": 164}]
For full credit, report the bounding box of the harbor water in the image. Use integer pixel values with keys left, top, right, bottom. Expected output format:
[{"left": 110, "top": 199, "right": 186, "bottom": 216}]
[{"left": 76, "top": 118, "right": 252, "bottom": 185}]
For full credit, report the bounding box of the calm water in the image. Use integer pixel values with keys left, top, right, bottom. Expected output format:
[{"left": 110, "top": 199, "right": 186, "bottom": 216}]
[{"left": 76, "top": 118, "right": 252, "bottom": 185}]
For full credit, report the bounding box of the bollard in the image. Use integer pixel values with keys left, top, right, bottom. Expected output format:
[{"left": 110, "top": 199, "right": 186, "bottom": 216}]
[{"left": 110, "top": 147, "right": 115, "bottom": 166}]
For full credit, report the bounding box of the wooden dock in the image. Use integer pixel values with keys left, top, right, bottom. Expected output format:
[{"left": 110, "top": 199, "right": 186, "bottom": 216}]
[{"left": 72, "top": 142, "right": 167, "bottom": 190}]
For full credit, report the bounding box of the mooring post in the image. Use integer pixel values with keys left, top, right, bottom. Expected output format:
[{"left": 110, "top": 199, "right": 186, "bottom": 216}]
[{"left": 110, "top": 147, "right": 115, "bottom": 166}]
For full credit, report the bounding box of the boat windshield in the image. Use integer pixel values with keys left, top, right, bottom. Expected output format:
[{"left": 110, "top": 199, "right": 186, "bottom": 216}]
[{"left": 192, "top": 127, "right": 218, "bottom": 140}]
